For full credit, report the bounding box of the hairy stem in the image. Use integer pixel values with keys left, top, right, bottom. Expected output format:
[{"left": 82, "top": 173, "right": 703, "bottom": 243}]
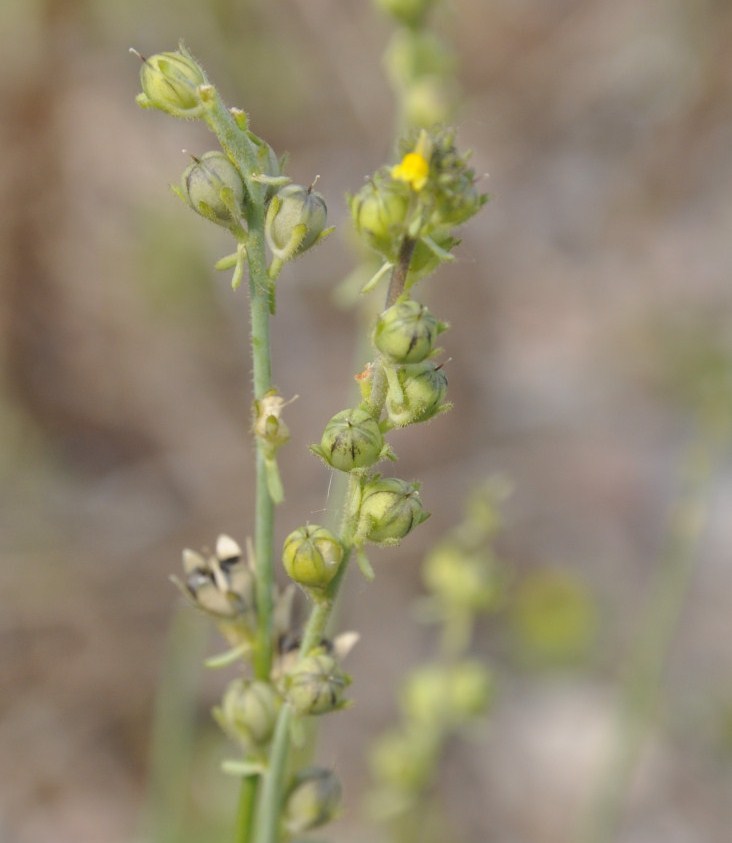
[{"left": 203, "top": 100, "right": 276, "bottom": 843}]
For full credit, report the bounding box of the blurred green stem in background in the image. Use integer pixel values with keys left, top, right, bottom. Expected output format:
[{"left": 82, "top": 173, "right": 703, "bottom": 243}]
[
  {"left": 580, "top": 418, "right": 728, "bottom": 843},
  {"left": 145, "top": 610, "right": 210, "bottom": 843}
]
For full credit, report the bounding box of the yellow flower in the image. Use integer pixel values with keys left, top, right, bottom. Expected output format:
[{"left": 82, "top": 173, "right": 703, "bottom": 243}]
[{"left": 391, "top": 151, "right": 429, "bottom": 191}]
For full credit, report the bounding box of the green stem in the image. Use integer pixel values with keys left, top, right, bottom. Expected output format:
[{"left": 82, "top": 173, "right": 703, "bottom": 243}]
[
  {"left": 247, "top": 221, "right": 276, "bottom": 682},
  {"left": 253, "top": 704, "right": 294, "bottom": 843},
  {"left": 202, "top": 97, "right": 276, "bottom": 843},
  {"left": 234, "top": 776, "right": 258, "bottom": 843},
  {"left": 579, "top": 428, "right": 723, "bottom": 843}
]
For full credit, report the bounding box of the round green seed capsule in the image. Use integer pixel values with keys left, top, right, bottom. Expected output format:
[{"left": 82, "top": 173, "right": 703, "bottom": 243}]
[
  {"left": 266, "top": 184, "right": 328, "bottom": 259},
  {"left": 373, "top": 299, "right": 445, "bottom": 364},
  {"left": 357, "top": 477, "right": 430, "bottom": 545},
  {"left": 138, "top": 47, "right": 206, "bottom": 118},
  {"left": 285, "top": 653, "right": 350, "bottom": 716},
  {"left": 385, "top": 361, "right": 449, "bottom": 427},
  {"left": 181, "top": 151, "right": 246, "bottom": 226},
  {"left": 351, "top": 182, "right": 408, "bottom": 257},
  {"left": 282, "top": 525, "right": 343, "bottom": 591},
  {"left": 312, "top": 408, "right": 385, "bottom": 472},
  {"left": 213, "top": 679, "right": 280, "bottom": 748},
  {"left": 283, "top": 767, "right": 342, "bottom": 834}
]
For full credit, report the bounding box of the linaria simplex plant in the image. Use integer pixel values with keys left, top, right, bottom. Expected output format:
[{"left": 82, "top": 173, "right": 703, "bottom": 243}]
[{"left": 132, "top": 26, "right": 487, "bottom": 843}]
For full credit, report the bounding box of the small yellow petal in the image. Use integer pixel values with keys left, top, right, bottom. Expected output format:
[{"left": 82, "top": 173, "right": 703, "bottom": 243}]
[{"left": 391, "top": 152, "right": 429, "bottom": 192}]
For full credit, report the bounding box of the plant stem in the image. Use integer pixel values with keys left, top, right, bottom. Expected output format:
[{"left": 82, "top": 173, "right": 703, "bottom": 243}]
[
  {"left": 203, "top": 99, "right": 276, "bottom": 843},
  {"left": 579, "top": 429, "right": 722, "bottom": 843},
  {"left": 246, "top": 221, "right": 276, "bottom": 682},
  {"left": 253, "top": 703, "right": 294, "bottom": 843},
  {"left": 386, "top": 235, "right": 416, "bottom": 306},
  {"left": 235, "top": 776, "right": 258, "bottom": 843}
]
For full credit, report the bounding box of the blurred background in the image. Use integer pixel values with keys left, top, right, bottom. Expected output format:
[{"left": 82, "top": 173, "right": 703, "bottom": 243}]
[{"left": 2, "top": 0, "right": 732, "bottom": 841}]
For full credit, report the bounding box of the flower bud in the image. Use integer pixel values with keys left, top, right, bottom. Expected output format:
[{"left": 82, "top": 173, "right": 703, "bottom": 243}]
[
  {"left": 180, "top": 152, "right": 246, "bottom": 227},
  {"left": 284, "top": 652, "right": 350, "bottom": 715},
  {"left": 385, "top": 361, "right": 449, "bottom": 427},
  {"left": 351, "top": 181, "right": 408, "bottom": 257},
  {"left": 136, "top": 45, "right": 207, "bottom": 118},
  {"left": 311, "top": 407, "right": 386, "bottom": 473},
  {"left": 265, "top": 184, "right": 328, "bottom": 262},
  {"left": 283, "top": 767, "right": 341, "bottom": 834},
  {"left": 213, "top": 679, "right": 280, "bottom": 748},
  {"left": 356, "top": 477, "right": 430, "bottom": 546},
  {"left": 373, "top": 299, "right": 446, "bottom": 364},
  {"left": 282, "top": 525, "right": 344, "bottom": 591}
]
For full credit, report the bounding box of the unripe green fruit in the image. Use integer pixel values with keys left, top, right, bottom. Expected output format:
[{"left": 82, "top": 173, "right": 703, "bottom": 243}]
[
  {"left": 213, "top": 679, "right": 280, "bottom": 747},
  {"left": 373, "top": 299, "right": 445, "bottom": 364},
  {"left": 282, "top": 525, "right": 343, "bottom": 591},
  {"left": 284, "top": 767, "right": 341, "bottom": 834},
  {"left": 351, "top": 182, "right": 408, "bottom": 256},
  {"left": 266, "top": 184, "right": 328, "bottom": 259},
  {"left": 385, "top": 361, "right": 448, "bottom": 426},
  {"left": 181, "top": 152, "right": 245, "bottom": 226},
  {"left": 138, "top": 48, "right": 206, "bottom": 118},
  {"left": 357, "top": 477, "right": 430, "bottom": 545},
  {"left": 312, "top": 408, "right": 385, "bottom": 472},
  {"left": 285, "top": 653, "right": 350, "bottom": 715}
]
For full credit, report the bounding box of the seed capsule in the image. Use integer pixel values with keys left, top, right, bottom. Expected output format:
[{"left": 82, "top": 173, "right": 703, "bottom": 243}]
[
  {"left": 265, "top": 184, "right": 328, "bottom": 261},
  {"left": 177, "top": 535, "right": 255, "bottom": 621},
  {"left": 311, "top": 407, "right": 385, "bottom": 472},
  {"left": 213, "top": 679, "right": 280, "bottom": 748},
  {"left": 351, "top": 181, "right": 408, "bottom": 257},
  {"left": 285, "top": 653, "right": 350, "bottom": 716},
  {"left": 283, "top": 767, "right": 342, "bottom": 834},
  {"left": 180, "top": 152, "right": 246, "bottom": 226},
  {"left": 137, "top": 45, "right": 207, "bottom": 118},
  {"left": 282, "top": 525, "right": 344, "bottom": 591},
  {"left": 356, "top": 477, "right": 430, "bottom": 545},
  {"left": 385, "top": 361, "right": 449, "bottom": 427},
  {"left": 373, "top": 299, "right": 446, "bottom": 364}
]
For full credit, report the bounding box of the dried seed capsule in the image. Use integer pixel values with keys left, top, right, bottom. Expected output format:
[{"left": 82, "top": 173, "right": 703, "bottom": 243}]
[
  {"left": 285, "top": 653, "right": 350, "bottom": 716},
  {"left": 265, "top": 184, "right": 328, "bottom": 261},
  {"left": 213, "top": 679, "right": 280, "bottom": 748},
  {"left": 177, "top": 535, "right": 255, "bottom": 621},
  {"left": 385, "top": 361, "right": 449, "bottom": 427},
  {"left": 180, "top": 152, "right": 246, "bottom": 226},
  {"left": 137, "top": 45, "right": 206, "bottom": 118},
  {"left": 311, "top": 408, "right": 385, "bottom": 472},
  {"left": 283, "top": 767, "right": 342, "bottom": 834},
  {"left": 282, "top": 525, "right": 343, "bottom": 591},
  {"left": 356, "top": 477, "right": 430, "bottom": 545},
  {"left": 373, "top": 299, "right": 446, "bottom": 364}
]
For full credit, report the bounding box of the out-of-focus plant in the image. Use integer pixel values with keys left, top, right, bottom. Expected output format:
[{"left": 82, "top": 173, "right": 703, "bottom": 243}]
[
  {"left": 366, "top": 481, "right": 506, "bottom": 842},
  {"left": 132, "top": 14, "right": 487, "bottom": 840}
]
